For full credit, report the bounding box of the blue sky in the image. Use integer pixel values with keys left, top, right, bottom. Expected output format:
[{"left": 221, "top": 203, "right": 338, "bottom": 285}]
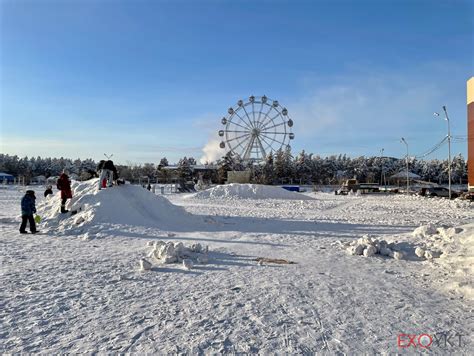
[{"left": 1, "top": 0, "right": 473, "bottom": 164}]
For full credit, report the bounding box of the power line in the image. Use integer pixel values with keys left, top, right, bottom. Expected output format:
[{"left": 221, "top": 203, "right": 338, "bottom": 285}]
[{"left": 414, "top": 136, "right": 448, "bottom": 159}]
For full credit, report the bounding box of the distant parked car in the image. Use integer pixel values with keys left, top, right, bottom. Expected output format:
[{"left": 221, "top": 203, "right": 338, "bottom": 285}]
[{"left": 423, "top": 187, "right": 459, "bottom": 199}]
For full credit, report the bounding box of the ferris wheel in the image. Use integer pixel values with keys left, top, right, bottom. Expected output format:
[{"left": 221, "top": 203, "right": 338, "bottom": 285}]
[{"left": 218, "top": 95, "right": 294, "bottom": 162}]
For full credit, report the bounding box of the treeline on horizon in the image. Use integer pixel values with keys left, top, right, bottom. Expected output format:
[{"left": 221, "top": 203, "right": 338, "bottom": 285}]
[{"left": 0, "top": 151, "right": 468, "bottom": 185}]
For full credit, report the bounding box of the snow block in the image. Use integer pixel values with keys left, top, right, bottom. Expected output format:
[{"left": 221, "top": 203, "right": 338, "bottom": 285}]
[
  {"left": 147, "top": 240, "right": 210, "bottom": 266},
  {"left": 424, "top": 250, "right": 434, "bottom": 260},
  {"left": 413, "top": 224, "right": 438, "bottom": 238},
  {"left": 363, "top": 245, "right": 376, "bottom": 257},
  {"left": 415, "top": 247, "right": 426, "bottom": 258},
  {"left": 437, "top": 227, "right": 463, "bottom": 239},
  {"left": 139, "top": 259, "right": 152, "bottom": 271},
  {"left": 182, "top": 259, "right": 194, "bottom": 270},
  {"left": 74, "top": 216, "right": 85, "bottom": 225},
  {"left": 347, "top": 244, "right": 365, "bottom": 255},
  {"left": 393, "top": 251, "right": 404, "bottom": 260}
]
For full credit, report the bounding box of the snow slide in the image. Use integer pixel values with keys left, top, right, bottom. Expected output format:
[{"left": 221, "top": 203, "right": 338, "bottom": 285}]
[{"left": 38, "top": 179, "right": 193, "bottom": 235}]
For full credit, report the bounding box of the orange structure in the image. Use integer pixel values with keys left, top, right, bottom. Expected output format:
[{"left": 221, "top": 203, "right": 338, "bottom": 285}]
[{"left": 468, "top": 77, "right": 474, "bottom": 191}]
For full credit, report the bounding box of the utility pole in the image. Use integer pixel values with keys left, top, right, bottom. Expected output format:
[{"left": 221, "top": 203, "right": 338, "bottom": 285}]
[
  {"left": 434, "top": 107, "right": 452, "bottom": 199},
  {"left": 380, "top": 148, "right": 384, "bottom": 187},
  {"left": 400, "top": 138, "right": 409, "bottom": 194}
]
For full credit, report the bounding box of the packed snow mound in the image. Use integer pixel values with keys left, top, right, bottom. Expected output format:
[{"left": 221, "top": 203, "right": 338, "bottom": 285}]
[
  {"left": 189, "top": 183, "right": 313, "bottom": 200},
  {"left": 142, "top": 240, "right": 210, "bottom": 270},
  {"left": 337, "top": 224, "right": 474, "bottom": 300},
  {"left": 37, "top": 179, "right": 192, "bottom": 235},
  {"left": 341, "top": 225, "right": 465, "bottom": 262},
  {"left": 417, "top": 223, "right": 473, "bottom": 300}
]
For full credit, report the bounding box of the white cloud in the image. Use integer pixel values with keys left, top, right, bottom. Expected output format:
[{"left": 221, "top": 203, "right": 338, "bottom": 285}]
[{"left": 286, "top": 62, "right": 468, "bottom": 158}]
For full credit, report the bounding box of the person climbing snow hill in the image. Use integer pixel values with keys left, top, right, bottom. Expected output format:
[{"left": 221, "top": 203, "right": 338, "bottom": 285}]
[
  {"left": 96, "top": 160, "right": 105, "bottom": 189},
  {"left": 44, "top": 185, "right": 53, "bottom": 198},
  {"left": 19, "top": 190, "right": 38, "bottom": 234},
  {"left": 57, "top": 170, "right": 72, "bottom": 213},
  {"left": 104, "top": 160, "right": 117, "bottom": 187},
  {"left": 97, "top": 160, "right": 117, "bottom": 189}
]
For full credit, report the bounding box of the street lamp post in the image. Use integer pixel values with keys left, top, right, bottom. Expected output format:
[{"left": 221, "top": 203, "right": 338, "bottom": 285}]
[
  {"left": 380, "top": 148, "right": 384, "bottom": 186},
  {"left": 400, "top": 138, "right": 409, "bottom": 194},
  {"left": 434, "top": 107, "right": 452, "bottom": 199}
]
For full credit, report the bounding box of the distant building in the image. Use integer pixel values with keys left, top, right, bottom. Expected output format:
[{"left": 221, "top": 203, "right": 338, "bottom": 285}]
[
  {"left": 468, "top": 77, "right": 474, "bottom": 192},
  {"left": 227, "top": 171, "right": 252, "bottom": 184},
  {"left": 0, "top": 172, "right": 14, "bottom": 184},
  {"left": 388, "top": 171, "right": 421, "bottom": 186},
  {"left": 157, "top": 164, "right": 218, "bottom": 183},
  {"left": 32, "top": 175, "right": 46, "bottom": 184}
]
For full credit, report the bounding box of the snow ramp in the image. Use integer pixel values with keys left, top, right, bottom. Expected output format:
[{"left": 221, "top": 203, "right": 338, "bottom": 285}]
[
  {"left": 189, "top": 183, "right": 314, "bottom": 200},
  {"left": 38, "top": 179, "right": 192, "bottom": 234}
]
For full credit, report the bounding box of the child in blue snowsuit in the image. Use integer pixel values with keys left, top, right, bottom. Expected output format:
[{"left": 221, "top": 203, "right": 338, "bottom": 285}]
[{"left": 20, "top": 190, "right": 37, "bottom": 234}]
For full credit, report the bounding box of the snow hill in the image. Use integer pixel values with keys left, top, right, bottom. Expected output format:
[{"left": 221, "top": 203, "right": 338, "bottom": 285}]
[
  {"left": 427, "top": 223, "right": 474, "bottom": 299},
  {"left": 190, "top": 183, "right": 314, "bottom": 200},
  {"left": 38, "top": 179, "right": 192, "bottom": 235}
]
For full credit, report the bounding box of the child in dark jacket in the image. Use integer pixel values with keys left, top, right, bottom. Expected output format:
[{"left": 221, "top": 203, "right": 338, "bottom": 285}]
[
  {"left": 20, "top": 190, "right": 37, "bottom": 234},
  {"left": 44, "top": 185, "right": 53, "bottom": 198}
]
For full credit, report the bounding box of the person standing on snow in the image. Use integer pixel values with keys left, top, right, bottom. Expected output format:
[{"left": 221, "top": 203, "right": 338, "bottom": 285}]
[
  {"left": 57, "top": 170, "right": 72, "bottom": 213},
  {"left": 19, "top": 190, "right": 38, "bottom": 234},
  {"left": 97, "top": 160, "right": 107, "bottom": 189},
  {"left": 98, "top": 160, "right": 117, "bottom": 189},
  {"left": 103, "top": 160, "right": 117, "bottom": 187}
]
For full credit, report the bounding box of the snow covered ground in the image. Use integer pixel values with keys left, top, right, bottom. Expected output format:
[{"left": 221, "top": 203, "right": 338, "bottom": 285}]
[{"left": 1, "top": 181, "right": 473, "bottom": 353}]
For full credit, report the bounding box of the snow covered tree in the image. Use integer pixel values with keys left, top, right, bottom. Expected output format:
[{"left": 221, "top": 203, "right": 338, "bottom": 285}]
[
  {"left": 284, "top": 146, "right": 295, "bottom": 182},
  {"left": 0, "top": 152, "right": 465, "bottom": 187},
  {"left": 232, "top": 154, "right": 246, "bottom": 172},
  {"left": 451, "top": 154, "right": 467, "bottom": 184},
  {"left": 273, "top": 149, "right": 286, "bottom": 183},
  {"left": 177, "top": 157, "right": 192, "bottom": 182},
  {"left": 158, "top": 157, "right": 169, "bottom": 168},
  {"left": 217, "top": 151, "right": 235, "bottom": 184},
  {"left": 81, "top": 158, "right": 97, "bottom": 176},
  {"left": 294, "top": 150, "right": 312, "bottom": 184},
  {"left": 262, "top": 152, "right": 275, "bottom": 184},
  {"left": 120, "top": 163, "right": 143, "bottom": 183},
  {"left": 142, "top": 163, "right": 156, "bottom": 179},
  {"left": 352, "top": 156, "right": 368, "bottom": 182},
  {"left": 437, "top": 159, "right": 448, "bottom": 184}
]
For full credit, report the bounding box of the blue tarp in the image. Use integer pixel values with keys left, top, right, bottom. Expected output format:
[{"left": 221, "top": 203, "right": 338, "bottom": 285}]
[{"left": 282, "top": 186, "right": 300, "bottom": 192}]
